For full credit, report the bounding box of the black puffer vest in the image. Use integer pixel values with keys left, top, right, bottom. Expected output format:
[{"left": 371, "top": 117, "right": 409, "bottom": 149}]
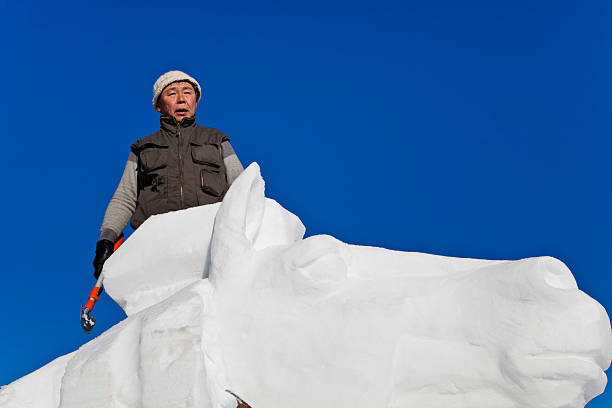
[{"left": 130, "top": 115, "right": 230, "bottom": 229}]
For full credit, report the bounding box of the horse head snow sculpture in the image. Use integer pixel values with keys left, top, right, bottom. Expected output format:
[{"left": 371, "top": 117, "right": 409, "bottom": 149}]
[{"left": 206, "top": 163, "right": 612, "bottom": 408}]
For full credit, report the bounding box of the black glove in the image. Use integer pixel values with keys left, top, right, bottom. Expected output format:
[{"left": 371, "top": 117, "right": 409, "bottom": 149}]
[{"left": 93, "top": 239, "right": 114, "bottom": 279}]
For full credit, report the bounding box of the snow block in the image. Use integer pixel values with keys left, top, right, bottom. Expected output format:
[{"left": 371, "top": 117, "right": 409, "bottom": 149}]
[{"left": 1, "top": 162, "right": 610, "bottom": 408}]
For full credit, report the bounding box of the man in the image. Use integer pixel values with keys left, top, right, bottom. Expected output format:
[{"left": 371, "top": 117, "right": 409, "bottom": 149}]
[{"left": 92, "top": 70, "right": 244, "bottom": 278}]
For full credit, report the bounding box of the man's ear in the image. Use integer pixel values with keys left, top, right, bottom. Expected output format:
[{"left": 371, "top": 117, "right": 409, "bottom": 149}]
[{"left": 155, "top": 103, "right": 162, "bottom": 113}]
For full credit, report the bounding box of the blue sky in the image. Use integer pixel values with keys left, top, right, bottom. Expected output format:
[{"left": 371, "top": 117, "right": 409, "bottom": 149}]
[{"left": 0, "top": 1, "right": 610, "bottom": 405}]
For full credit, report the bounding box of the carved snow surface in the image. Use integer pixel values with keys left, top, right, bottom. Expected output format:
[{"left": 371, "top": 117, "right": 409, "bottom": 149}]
[{"left": 1, "top": 163, "right": 611, "bottom": 408}]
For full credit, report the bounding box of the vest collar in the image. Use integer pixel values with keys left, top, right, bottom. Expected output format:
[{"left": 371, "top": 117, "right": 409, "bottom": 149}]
[{"left": 160, "top": 115, "right": 197, "bottom": 132}]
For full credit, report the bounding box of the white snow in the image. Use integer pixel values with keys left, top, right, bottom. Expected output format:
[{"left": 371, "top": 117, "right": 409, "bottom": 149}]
[{"left": 1, "top": 162, "right": 611, "bottom": 408}]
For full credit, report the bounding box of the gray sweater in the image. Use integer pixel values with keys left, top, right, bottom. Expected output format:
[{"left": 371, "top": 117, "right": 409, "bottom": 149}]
[{"left": 99, "top": 141, "right": 244, "bottom": 242}]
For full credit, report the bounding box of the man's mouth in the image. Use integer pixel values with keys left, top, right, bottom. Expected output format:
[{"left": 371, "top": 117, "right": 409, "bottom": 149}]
[{"left": 175, "top": 109, "right": 189, "bottom": 115}]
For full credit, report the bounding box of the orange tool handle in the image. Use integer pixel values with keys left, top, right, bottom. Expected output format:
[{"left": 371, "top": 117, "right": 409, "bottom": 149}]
[
  {"left": 84, "top": 286, "right": 103, "bottom": 311},
  {"left": 114, "top": 233, "right": 124, "bottom": 252}
]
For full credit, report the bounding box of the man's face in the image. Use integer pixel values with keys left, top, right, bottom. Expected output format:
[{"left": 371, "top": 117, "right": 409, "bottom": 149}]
[{"left": 155, "top": 81, "right": 198, "bottom": 122}]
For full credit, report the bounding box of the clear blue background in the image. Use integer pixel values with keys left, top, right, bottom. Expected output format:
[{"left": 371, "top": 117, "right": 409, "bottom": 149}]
[{"left": 0, "top": 1, "right": 610, "bottom": 406}]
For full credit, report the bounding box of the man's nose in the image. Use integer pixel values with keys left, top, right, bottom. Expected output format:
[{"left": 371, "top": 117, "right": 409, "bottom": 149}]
[{"left": 176, "top": 92, "right": 186, "bottom": 102}]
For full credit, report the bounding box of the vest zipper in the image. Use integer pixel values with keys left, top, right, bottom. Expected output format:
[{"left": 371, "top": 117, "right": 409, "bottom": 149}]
[{"left": 178, "top": 125, "right": 184, "bottom": 209}]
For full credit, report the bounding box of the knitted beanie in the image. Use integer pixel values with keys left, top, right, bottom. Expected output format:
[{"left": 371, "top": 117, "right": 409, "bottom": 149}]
[{"left": 152, "top": 70, "right": 202, "bottom": 109}]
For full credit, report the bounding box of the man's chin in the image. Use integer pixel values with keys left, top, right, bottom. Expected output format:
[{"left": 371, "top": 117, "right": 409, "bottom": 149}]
[{"left": 173, "top": 113, "right": 191, "bottom": 122}]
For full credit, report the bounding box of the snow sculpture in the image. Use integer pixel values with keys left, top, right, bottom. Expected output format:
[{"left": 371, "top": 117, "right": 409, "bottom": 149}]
[{"left": 1, "top": 163, "right": 611, "bottom": 408}]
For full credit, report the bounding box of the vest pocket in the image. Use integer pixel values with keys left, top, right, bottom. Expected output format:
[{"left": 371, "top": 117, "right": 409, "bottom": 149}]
[
  {"left": 191, "top": 144, "right": 221, "bottom": 167},
  {"left": 138, "top": 147, "right": 168, "bottom": 205},
  {"left": 193, "top": 144, "right": 225, "bottom": 198},
  {"left": 140, "top": 148, "right": 168, "bottom": 172},
  {"left": 200, "top": 168, "right": 224, "bottom": 197}
]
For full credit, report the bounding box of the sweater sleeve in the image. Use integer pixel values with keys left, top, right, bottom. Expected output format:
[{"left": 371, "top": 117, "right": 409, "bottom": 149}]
[
  {"left": 221, "top": 141, "right": 244, "bottom": 185},
  {"left": 99, "top": 152, "right": 138, "bottom": 241}
]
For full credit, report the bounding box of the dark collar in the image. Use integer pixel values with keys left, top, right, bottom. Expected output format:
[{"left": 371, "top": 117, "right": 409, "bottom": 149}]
[{"left": 160, "top": 115, "right": 197, "bottom": 132}]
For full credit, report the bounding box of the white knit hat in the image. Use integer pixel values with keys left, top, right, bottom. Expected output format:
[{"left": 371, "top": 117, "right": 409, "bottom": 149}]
[{"left": 152, "top": 70, "right": 202, "bottom": 109}]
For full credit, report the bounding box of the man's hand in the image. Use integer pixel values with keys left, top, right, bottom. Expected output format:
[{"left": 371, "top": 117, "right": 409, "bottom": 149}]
[{"left": 93, "top": 239, "right": 114, "bottom": 279}]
